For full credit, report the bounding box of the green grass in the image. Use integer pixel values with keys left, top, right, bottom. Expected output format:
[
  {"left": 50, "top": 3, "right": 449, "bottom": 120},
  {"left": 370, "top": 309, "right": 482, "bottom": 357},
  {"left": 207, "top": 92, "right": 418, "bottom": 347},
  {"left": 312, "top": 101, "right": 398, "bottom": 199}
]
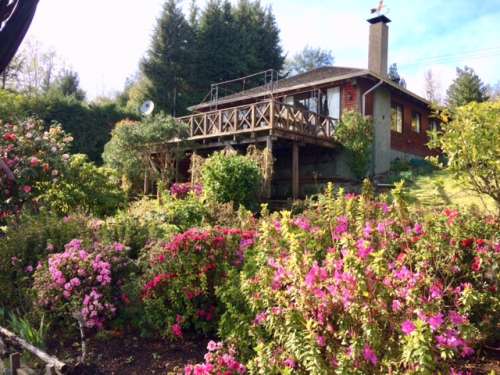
[{"left": 405, "top": 169, "right": 498, "bottom": 215}]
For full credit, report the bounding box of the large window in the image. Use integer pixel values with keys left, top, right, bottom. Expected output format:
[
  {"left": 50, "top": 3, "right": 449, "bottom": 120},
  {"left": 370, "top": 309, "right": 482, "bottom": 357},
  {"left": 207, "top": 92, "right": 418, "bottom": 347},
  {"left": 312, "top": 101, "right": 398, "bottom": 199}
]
[
  {"left": 391, "top": 103, "right": 403, "bottom": 133},
  {"left": 411, "top": 111, "right": 421, "bottom": 133}
]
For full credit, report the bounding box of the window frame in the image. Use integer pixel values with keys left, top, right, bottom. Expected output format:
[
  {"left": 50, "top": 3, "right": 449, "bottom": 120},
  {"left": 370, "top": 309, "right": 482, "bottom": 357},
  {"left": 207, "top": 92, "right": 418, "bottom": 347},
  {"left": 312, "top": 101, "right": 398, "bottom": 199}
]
[
  {"left": 411, "top": 111, "right": 421, "bottom": 133},
  {"left": 391, "top": 102, "right": 403, "bottom": 133}
]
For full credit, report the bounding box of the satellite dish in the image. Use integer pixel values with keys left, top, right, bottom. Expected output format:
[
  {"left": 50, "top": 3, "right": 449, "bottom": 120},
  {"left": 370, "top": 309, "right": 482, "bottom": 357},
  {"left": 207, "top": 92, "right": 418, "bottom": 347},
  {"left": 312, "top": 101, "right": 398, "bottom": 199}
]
[{"left": 140, "top": 100, "right": 155, "bottom": 116}]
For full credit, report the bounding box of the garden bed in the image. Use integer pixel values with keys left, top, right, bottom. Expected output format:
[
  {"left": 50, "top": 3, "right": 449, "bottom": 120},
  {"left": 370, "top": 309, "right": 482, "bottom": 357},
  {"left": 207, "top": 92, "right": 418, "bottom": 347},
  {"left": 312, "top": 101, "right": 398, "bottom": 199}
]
[{"left": 50, "top": 334, "right": 209, "bottom": 375}]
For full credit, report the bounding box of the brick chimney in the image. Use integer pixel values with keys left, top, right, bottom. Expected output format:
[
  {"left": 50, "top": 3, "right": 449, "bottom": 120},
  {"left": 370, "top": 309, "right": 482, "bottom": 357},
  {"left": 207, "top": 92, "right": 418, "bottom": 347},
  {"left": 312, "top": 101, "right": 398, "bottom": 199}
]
[{"left": 367, "top": 15, "right": 391, "bottom": 77}]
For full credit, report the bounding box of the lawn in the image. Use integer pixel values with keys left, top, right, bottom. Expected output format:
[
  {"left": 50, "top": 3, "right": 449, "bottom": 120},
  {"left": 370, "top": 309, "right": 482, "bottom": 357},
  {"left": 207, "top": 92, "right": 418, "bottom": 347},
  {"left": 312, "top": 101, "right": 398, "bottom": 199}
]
[{"left": 406, "top": 169, "right": 498, "bottom": 215}]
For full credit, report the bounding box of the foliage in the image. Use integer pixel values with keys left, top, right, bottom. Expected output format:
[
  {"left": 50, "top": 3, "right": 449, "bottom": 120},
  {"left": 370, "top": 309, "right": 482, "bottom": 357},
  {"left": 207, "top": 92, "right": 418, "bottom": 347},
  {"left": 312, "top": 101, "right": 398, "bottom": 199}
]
[
  {"left": 220, "top": 184, "right": 499, "bottom": 374},
  {"left": 201, "top": 151, "right": 262, "bottom": 210},
  {"left": 50, "top": 68, "right": 86, "bottom": 101},
  {"left": 0, "top": 213, "right": 92, "bottom": 311},
  {"left": 103, "top": 113, "right": 188, "bottom": 192},
  {"left": 185, "top": 341, "right": 246, "bottom": 374},
  {"left": 8, "top": 313, "right": 50, "bottom": 349},
  {"left": 38, "top": 154, "right": 125, "bottom": 217},
  {"left": 335, "top": 111, "right": 374, "bottom": 180},
  {"left": 141, "top": 0, "right": 196, "bottom": 116},
  {"left": 100, "top": 198, "right": 179, "bottom": 258},
  {"left": 429, "top": 100, "right": 500, "bottom": 211},
  {"left": 33, "top": 239, "right": 131, "bottom": 329},
  {"left": 170, "top": 182, "right": 203, "bottom": 199},
  {"left": 0, "top": 89, "right": 138, "bottom": 163},
  {"left": 0, "top": 119, "right": 71, "bottom": 217},
  {"left": 138, "top": 227, "right": 255, "bottom": 337},
  {"left": 446, "top": 66, "right": 489, "bottom": 108},
  {"left": 284, "top": 46, "right": 334, "bottom": 76},
  {"left": 388, "top": 63, "right": 407, "bottom": 88},
  {"left": 139, "top": 0, "right": 284, "bottom": 115}
]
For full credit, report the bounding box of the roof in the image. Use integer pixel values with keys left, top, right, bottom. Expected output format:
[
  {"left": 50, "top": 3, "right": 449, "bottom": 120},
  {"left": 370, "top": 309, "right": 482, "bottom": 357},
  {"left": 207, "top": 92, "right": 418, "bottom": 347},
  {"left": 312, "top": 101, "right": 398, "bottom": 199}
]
[{"left": 190, "top": 66, "right": 429, "bottom": 111}]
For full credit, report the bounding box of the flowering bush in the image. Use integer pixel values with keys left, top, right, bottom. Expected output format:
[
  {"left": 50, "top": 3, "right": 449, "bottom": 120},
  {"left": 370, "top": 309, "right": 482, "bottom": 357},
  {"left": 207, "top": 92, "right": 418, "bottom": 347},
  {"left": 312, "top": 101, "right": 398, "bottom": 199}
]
[
  {"left": 0, "top": 213, "right": 92, "bottom": 311},
  {"left": 184, "top": 341, "right": 246, "bottom": 375},
  {"left": 220, "top": 184, "right": 499, "bottom": 373},
  {"left": 33, "top": 239, "right": 131, "bottom": 329},
  {"left": 0, "top": 119, "right": 72, "bottom": 217},
  {"left": 170, "top": 182, "right": 203, "bottom": 199},
  {"left": 140, "top": 227, "right": 256, "bottom": 338}
]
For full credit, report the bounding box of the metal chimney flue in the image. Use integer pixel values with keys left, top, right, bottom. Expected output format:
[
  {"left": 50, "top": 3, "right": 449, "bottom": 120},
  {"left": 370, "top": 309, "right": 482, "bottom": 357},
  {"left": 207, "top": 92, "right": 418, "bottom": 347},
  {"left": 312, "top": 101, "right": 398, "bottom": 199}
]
[{"left": 367, "top": 15, "right": 391, "bottom": 77}]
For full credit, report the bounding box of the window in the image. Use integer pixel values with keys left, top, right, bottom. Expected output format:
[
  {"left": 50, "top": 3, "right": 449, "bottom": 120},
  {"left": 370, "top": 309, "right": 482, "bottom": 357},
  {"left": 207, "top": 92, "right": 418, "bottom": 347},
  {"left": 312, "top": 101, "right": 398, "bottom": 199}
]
[
  {"left": 430, "top": 119, "right": 439, "bottom": 131},
  {"left": 391, "top": 103, "right": 403, "bottom": 133},
  {"left": 411, "top": 112, "right": 421, "bottom": 133}
]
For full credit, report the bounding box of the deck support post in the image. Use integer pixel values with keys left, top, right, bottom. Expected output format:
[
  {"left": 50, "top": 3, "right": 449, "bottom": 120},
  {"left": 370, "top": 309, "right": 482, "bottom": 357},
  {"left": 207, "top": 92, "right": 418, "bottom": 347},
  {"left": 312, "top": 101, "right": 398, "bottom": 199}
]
[
  {"left": 143, "top": 170, "right": 149, "bottom": 195},
  {"left": 264, "top": 135, "right": 273, "bottom": 199},
  {"left": 292, "top": 142, "right": 299, "bottom": 199}
]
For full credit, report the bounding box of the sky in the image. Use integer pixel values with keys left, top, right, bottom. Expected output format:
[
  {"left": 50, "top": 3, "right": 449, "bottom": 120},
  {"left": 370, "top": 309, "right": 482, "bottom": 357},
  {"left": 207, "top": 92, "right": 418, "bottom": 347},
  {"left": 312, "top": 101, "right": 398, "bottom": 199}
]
[{"left": 23, "top": 0, "right": 500, "bottom": 100}]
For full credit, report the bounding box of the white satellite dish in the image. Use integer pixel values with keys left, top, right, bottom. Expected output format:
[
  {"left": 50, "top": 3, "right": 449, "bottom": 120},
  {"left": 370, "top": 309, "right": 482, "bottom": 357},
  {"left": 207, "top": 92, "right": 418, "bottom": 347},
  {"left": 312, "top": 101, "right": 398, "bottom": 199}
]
[{"left": 140, "top": 100, "right": 155, "bottom": 116}]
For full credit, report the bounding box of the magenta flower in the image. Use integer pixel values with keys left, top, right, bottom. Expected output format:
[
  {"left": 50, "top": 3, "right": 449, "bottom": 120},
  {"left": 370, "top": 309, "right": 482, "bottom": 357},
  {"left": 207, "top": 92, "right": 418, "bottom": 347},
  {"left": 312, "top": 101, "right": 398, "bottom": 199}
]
[
  {"left": 363, "top": 345, "right": 378, "bottom": 365},
  {"left": 401, "top": 320, "right": 416, "bottom": 335},
  {"left": 428, "top": 313, "right": 444, "bottom": 331},
  {"left": 284, "top": 358, "right": 296, "bottom": 368},
  {"left": 171, "top": 323, "right": 183, "bottom": 338}
]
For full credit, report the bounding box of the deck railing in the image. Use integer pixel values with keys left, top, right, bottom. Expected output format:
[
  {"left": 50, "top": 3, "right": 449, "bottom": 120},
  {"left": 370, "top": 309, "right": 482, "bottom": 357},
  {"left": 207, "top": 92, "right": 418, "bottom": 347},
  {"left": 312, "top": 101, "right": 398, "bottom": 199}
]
[{"left": 176, "top": 99, "right": 338, "bottom": 141}]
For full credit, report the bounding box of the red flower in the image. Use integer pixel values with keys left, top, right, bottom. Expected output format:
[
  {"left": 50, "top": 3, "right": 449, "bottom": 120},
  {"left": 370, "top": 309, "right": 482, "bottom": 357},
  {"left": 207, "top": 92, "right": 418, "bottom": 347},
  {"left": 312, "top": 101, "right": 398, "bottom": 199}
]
[
  {"left": 3, "top": 133, "right": 17, "bottom": 142},
  {"left": 460, "top": 238, "right": 474, "bottom": 248},
  {"left": 471, "top": 257, "right": 481, "bottom": 272}
]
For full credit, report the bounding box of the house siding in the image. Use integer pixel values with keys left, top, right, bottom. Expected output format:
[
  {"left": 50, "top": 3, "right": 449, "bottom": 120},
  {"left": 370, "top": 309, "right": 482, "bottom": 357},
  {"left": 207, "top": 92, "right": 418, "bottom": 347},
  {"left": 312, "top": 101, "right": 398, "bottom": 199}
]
[{"left": 389, "top": 93, "right": 435, "bottom": 157}]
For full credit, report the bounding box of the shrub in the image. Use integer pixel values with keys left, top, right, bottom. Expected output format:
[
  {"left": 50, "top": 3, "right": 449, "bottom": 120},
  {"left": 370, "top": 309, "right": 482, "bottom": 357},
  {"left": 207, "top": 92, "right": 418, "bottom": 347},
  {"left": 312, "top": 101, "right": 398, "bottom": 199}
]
[
  {"left": 201, "top": 152, "right": 262, "bottom": 210},
  {"left": 139, "top": 227, "right": 256, "bottom": 338},
  {"left": 429, "top": 100, "right": 500, "bottom": 211},
  {"left": 100, "top": 196, "right": 204, "bottom": 258},
  {"left": 170, "top": 182, "right": 203, "bottom": 199},
  {"left": 335, "top": 111, "right": 373, "bottom": 180},
  {"left": 0, "top": 119, "right": 72, "bottom": 217},
  {"left": 38, "top": 154, "right": 126, "bottom": 217},
  {"left": 220, "top": 185, "right": 499, "bottom": 373},
  {"left": 33, "top": 239, "right": 131, "bottom": 329},
  {"left": 0, "top": 213, "right": 92, "bottom": 311}
]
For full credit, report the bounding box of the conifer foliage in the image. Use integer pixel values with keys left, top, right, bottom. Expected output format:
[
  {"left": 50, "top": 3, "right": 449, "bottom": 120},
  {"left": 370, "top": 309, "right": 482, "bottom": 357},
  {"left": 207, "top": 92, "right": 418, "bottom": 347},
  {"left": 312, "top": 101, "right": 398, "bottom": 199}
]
[{"left": 140, "top": 0, "right": 284, "bottom": 116}]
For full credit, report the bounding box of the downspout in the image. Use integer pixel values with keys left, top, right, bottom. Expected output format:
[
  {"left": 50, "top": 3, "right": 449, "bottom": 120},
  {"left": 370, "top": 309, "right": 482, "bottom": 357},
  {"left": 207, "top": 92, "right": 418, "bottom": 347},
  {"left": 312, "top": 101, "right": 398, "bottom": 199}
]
[{"left": 361, "top": 79, "right": 384, "bottom": 177}]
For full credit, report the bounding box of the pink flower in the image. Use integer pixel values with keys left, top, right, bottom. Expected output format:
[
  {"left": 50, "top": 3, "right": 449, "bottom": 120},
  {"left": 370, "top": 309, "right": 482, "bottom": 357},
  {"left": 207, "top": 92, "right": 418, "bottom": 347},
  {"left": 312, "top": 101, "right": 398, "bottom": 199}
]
[
  {"left": 448, "top": 311, "right": 467, "bottom": 326},
  {"left": 113, "top": 242, "right": 125, "bottom": 252},
  {"left": 22, "top": 185, "right": 32, "bottom": 193},
  {"left": 30, "top": 156, "right": 40, "bottom": 167},
  {"left": 171, "top": 323, "right": 183, "bottom": 338},
  {"left": 363, "top": 345, "right": 378, "bottom": 365},
  {"left": 392, "top": 299, "right": 402, "bottom": 312},
  {"left": 401, "top": 320, "right": 416, "bottom": 335},
  {"left": 25, "top": 265, "right": 34, "bottom": 273},
  {"left": 283, "top": 358, "right": 296, "bottom": 368},
  {"left": 316, "top": 335, "right": 326, "bottom": 347},
  {"left": 207, "top": 340, "right": 218, "bottom": 352},
  {"left": 356, "top": 239, "right": 374, "bottom": 259},
  {"left": 428, "top": 313, "right": 444, "bottom": 331}
]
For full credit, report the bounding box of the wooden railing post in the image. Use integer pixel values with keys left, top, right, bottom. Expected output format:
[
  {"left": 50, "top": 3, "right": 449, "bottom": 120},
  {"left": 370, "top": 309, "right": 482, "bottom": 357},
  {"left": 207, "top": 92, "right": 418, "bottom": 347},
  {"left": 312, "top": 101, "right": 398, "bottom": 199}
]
[
  {"left": 292, "top": 142, "right": 300, "bottom": 199},
  {"left": 251, "top": 103, "right": 255, "bottom": 129},
  {"left": 218, "top": 110, "right": 222, "bottom": 134},
  {"left": 233, "top": 108, "right": 238, "bottom": 132},
  {"left": 269, "top": 100, "right": 275, "bottom": 131}
]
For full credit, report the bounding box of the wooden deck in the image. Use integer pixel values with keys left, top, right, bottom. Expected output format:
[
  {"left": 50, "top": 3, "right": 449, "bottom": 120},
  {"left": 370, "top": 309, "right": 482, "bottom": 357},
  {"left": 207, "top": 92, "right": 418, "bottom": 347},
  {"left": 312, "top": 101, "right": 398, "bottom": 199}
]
[{"left": 176, "top": 99, "right": 339, "bottom": 148}]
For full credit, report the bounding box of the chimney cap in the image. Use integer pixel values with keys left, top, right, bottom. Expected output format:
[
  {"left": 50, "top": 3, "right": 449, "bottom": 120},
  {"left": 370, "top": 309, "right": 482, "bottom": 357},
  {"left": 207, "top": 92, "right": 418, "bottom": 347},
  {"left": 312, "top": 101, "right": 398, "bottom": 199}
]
[{"left": 367, "top": 15, "right": 391, "bottom": 24}]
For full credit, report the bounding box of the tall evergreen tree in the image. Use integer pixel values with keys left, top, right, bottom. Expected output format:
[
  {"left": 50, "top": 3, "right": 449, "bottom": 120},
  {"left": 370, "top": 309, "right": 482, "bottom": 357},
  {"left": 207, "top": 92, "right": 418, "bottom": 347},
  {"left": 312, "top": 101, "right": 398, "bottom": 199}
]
[
  {"left": 446, "top": 66, "right": 489, "bottom": 108},
  {"left": 53, "top": 69, "right": 86, "bottom": 101},
  {"left": 284, "top": 46, "right": 334, "bottom": 75},
  {"left": 141, "top": 0, "right": 195, "bottom": 116}
]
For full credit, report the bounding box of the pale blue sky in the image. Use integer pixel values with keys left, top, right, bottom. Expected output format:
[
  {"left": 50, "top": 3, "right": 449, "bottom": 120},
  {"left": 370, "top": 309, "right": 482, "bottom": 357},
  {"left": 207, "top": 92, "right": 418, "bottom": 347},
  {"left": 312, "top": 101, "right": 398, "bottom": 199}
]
[{"left": 25, "top": 0, "right": 500, "bottom": 100}]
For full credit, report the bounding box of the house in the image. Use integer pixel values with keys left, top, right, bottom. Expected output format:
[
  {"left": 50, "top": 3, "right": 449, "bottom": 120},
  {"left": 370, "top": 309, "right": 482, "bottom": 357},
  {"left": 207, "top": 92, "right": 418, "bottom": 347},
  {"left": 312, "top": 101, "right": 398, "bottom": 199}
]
[{"left": 175, "top": 14, "right": 437, "bottom": 199}]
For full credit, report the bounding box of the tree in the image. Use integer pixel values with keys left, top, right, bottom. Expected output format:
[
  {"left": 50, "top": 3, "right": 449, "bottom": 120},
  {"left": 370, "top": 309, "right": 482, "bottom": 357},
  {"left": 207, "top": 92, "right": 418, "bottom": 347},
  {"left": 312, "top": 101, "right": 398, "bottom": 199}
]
[
  {"left": 52, "top": 69, "right": 86, "bottom": 101},
  {"left": 429, "top": 101, "right": 500, "bottom": 212},
  {"left": 446, "top": 66, "right": 488, "bottom": 108},
  {"left": 1, "top": 53, "right": 24, "bottom": 89},
  {"left": 388, "top": 63, "right": 406, "bottom": 88},
  {"left": 284, "top": 46, "right": 334, "bottom": 75},
  {"left": 141, "top": 0, "right": 195, "bottom": 116},
  {"left": 424, "top": 69, "right": 442, "bottom": 104},
  {"left": 103, "top": 114, "right": 188, "bottom": 194},
  {"left": 487, "top": 81, "right": 500, "bottom": 101},
  {"left": 14, "top": 38, "right": 64, "bottom": 94}
]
